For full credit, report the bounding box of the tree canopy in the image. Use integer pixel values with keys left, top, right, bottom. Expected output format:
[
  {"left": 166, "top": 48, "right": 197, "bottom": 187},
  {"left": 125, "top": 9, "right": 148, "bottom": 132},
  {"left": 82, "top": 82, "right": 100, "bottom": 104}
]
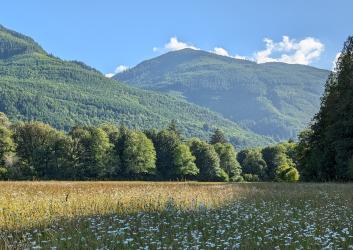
[
  {"left": 213, "top": 142, "right": 242, "bottom": 181},
  {"left": 0, "top": 114, "right": 301, "bottom": 182}
]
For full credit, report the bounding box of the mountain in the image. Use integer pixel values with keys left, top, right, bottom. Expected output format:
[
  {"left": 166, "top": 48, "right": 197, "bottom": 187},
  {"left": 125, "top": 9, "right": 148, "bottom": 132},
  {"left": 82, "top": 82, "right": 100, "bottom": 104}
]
[
  {"left": 0, "top": 25, "right": 272, "bottom": 148},
  {"left": 114, "top": 49, "right": 330, "bottom": 140}
]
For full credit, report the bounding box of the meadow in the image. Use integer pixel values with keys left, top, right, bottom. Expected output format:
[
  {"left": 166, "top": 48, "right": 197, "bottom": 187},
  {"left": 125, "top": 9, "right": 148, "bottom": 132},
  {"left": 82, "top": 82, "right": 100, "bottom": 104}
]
[{"left": 0, "top": 182, "right": 353, "bottom": 249}]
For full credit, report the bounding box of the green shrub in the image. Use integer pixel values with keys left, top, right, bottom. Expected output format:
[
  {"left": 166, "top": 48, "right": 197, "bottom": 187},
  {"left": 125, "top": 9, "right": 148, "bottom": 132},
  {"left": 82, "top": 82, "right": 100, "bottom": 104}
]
[
  {"left": 0, "top": 167, "right": 7, "bottom": 179},
  {"left": 231, "top": 175, "right": 244, "bottom": 182},
  {"left": 276, "top": 163, "right": 300, "bottom": 182},
  {"left": 243, "top": 174, "right": 259, "bottom": 182}
]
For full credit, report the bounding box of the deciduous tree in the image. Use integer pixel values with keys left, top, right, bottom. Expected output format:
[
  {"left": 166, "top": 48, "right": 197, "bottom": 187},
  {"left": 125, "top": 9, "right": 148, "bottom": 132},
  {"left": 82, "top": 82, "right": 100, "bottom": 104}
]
[
  {"left": 188, "top": 138, "right": 228, "bottom": 181},
  {"left": 172, "top": 144, "right": 199, "bottom": 179},
  {"left": 213, "top": 143, "right": 242, "bottom": 181},
  {"left": 121, "top": 131, "right": 156, "bottom": 178}
]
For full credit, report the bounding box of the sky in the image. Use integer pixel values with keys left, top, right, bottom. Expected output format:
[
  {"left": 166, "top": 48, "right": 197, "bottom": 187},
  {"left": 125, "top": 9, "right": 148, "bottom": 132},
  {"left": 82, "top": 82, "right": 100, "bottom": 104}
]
[{"left": 1, "top": 0, "right": 352, "bottom": 75}]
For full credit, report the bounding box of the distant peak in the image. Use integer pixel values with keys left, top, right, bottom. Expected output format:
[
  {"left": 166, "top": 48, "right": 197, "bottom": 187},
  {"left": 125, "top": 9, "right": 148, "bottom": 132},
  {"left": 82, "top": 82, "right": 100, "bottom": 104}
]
[{"left": 0, "top": 24, "right": 45, "bottom": 59}]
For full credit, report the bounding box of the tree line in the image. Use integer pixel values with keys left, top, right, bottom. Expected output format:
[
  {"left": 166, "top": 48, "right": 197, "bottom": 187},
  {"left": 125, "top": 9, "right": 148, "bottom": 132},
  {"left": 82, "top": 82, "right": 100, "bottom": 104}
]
[
  {"left": 0, "top": 115, "right": 299, "bottom": 182},
  {"left": 0, "top": 26, "right": 263, "bottom": 150},
  {"left": 2, "top": 37, "right": 353, "bottom": 182}
]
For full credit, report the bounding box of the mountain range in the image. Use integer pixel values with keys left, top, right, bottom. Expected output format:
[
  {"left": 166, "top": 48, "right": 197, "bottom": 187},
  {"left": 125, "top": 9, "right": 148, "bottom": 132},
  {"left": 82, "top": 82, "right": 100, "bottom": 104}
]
[
  {"left": 0, "top": 25, "right": 272, "bottom": 148},
  {"left": 114, "top": 49, "right": 330, "bottom": 140}
]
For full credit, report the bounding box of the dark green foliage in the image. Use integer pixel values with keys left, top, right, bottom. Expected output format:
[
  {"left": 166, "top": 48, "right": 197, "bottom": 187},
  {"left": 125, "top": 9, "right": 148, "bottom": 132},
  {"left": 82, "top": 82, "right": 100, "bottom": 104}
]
[
  {"left": 235, "top": 142, "right": 300, "bottom": 182},
  {"left": 0, "top": 113, "right": 15, "bottom": 178},
  {"left": 298, "top": 37, "right": 353, "bottom": 181},
  {"left": 347, "top": 157, "right": 353, "bottom": 180},
  {"left": 0, "top": 126, "right": 14, "bottom": 165},
  {"left": 262, "top": 145, "right": 283, "bottom": 180},
  {"left": 276, "top": 163, "right": 300, "bottom": 182},
  {"left": 210, "top": 129, "right": 227, "bottom": 144},
  {"left": 148, "top": 129, "right": 181, "bottom": 179},
  {"left": 172, "top": 144, "right": 199, "bottom": 179},
  {"left": 147, "top": 128, "right": 198, "bottom": 180},
  {"left": 188, "top": 138, "right": 228, "bottom": 181},
  {"left": 262, "top": 142, "right": 299, "bottom": 181},
  {"left": 12, "top": 122, "right": 71, "bottom": 179},
  {"left": 296, "top": 129, "right": 316, "bottom": 180},
  {"left": 99, "top": 124, "right": 121, "bottom": 177},
  {"left": 11, "top": 122, "right": 157, "bottom": 180},
  {"left": 69, "top": 126, "right": 112, "bottom": 179},
  {"left": 0, "top": 25, "right": 45, "bottom": 59},
  {"left": 237, "top": 148, "right": 267, "bottom": 180},
  {"left": 167, "top": 119, "right": 182, "bottom": 138},
  {"left": 0, "top": 25, "right": 271, "bottom": 149},
  {"left": 243, "top": 174, "right": 259, "bottom": 182},
  {"left": 115, "top": 48, "right": 329, "bottom": 141},
  {"left": 0, "top": 117, "right": 217, "bottom": 181},
  {"left": 0, "top": 115, "right": 305, "bottom": 182},
  {"left": 121, "top": 131, "right": 156, "bottom": 178},
  {"left": 213, "top": 143, "right": 242, "bottom": 181}
]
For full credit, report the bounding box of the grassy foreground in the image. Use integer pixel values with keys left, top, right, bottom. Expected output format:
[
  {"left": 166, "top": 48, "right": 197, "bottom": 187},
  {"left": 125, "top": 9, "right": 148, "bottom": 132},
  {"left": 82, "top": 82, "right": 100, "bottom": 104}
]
[{"left": 1, "top": 182, "right": 353, "bottom": 249}]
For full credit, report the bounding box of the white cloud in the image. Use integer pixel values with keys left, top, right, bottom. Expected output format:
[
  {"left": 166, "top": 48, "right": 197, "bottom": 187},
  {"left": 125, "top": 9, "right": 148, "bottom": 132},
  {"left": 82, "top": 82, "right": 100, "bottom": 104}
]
[
  {"left": 234, "top": 55, "right": 247, "bottom": 60},
  {"left": 150, "top": 35, "right": 325, "bottom": 66},
  {"left": 332, "top": 52, "right": 341, "bottom": 71},
  {"left": 254, "top": 36, "right": 324, "bottom": 65},
  {"left": 153, "top": 36, "right": 199, "bottom": 52},
  {"left": 105, "top": 65, "right": 129, "bottom": 78},
  {"left": 211, "top": 47, "right": 247, "bottom": 60},
  {"left": 165, "top": 37, "right": 198, "bottom": 51},
  {"left": 213, "top": 47, "right": 230, "bottom": 57},
  {"left": 115, "top": 65, "right": 128, "bottom": 73}
]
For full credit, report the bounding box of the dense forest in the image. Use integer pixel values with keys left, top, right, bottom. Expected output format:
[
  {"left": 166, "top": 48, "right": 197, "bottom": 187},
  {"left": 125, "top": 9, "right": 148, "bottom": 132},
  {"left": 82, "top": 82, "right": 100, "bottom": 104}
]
[
  {"left": 1, "top": 24, "right": 352, "bottom": 182},
  {"left": 0, "top": 24, "right": 271, "bottom": 149},
  {"left": 0, "top": 112, "right": 299, "bottom": 182},
  {"left": 115, "top": 48, "right": 329, "bottom": 140}
]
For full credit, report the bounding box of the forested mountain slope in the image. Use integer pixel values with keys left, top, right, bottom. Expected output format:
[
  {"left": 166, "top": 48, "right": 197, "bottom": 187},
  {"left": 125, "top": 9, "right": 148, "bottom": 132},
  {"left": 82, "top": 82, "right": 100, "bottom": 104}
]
[
  {"left": 0, "top": 25, "right": 272, "bottom": 148},
  {"left": 115, "top": 49, "right": 330, "bottom": 140}
]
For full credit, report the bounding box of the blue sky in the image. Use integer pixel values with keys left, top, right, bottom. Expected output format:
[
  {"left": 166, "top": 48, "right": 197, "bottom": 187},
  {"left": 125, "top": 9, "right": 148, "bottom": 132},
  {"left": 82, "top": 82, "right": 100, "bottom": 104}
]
[{"left": 1, "top": 0, "right": 352, "bottom": 74}]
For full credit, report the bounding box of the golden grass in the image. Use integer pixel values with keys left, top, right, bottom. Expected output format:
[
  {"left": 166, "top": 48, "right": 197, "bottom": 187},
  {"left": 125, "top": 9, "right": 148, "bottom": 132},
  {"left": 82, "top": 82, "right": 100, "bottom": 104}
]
[
  {"left": 0, "top": 181, "right": 244, "bottom": 230},
  {"left": 1, "top": 182, "right": 353, "bottom": 249},
  {"left": 1, "top": 181, "right": 353, "bottom": 232}
]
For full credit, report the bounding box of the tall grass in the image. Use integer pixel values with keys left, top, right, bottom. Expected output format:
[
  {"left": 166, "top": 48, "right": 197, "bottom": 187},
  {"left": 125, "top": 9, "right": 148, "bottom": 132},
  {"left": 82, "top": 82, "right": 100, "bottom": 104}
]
[
  {"left": 0, "top": 181, "right": 239, "bottom": 230},
  {"left": 1, "top": 182, "right": 352, "bottom": 249}
]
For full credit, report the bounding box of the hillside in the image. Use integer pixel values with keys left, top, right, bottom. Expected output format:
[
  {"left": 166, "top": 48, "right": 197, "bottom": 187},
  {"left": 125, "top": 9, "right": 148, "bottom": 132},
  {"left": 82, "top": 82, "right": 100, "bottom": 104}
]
[
  {"left": 0, "top": 25, "right": 272, "bottom": 148},
  {"left": 114, "top": 49, "right": 330, "bottom": 140}
]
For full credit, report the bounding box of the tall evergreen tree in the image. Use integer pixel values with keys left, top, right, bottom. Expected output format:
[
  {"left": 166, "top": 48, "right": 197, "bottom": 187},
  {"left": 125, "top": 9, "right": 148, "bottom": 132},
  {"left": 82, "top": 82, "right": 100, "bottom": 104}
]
[
  {"left": 167, "top": 119, "right": 182, "bottom": 138},
  {"left": 210, "top": 129, "right": 227, "bottom": 144},
  {"left": 150, "top": 129, "right": 181, "bottom": 179},
  {"left": 299, "top": 36, "right": 353, "bottom": 181}
]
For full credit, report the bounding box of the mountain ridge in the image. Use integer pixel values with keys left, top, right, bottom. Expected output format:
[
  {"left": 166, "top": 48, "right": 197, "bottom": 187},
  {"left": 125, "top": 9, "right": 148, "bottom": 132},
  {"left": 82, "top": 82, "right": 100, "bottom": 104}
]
[
  {"left": 114, "top": 48, "right": 330, "bottom": 140},
  {"left": 0, "top": 25, "right": 272, "bottom": 148}
]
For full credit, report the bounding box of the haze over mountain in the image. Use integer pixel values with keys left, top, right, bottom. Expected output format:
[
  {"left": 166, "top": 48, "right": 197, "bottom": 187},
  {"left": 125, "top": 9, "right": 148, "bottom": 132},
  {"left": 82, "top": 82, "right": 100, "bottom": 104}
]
[
  {"left": 114, "top": 49, "right": 330, "bottom": 140},
  {"left": 0, "top": 25, "right": 273, "bottom": 148}
]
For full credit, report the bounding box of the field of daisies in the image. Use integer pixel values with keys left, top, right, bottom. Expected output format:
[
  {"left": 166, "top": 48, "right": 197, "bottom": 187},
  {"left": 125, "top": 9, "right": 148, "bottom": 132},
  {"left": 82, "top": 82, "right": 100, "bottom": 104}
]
[{"left": 1, "top": 182, "right": 352, "bottom": 249}]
